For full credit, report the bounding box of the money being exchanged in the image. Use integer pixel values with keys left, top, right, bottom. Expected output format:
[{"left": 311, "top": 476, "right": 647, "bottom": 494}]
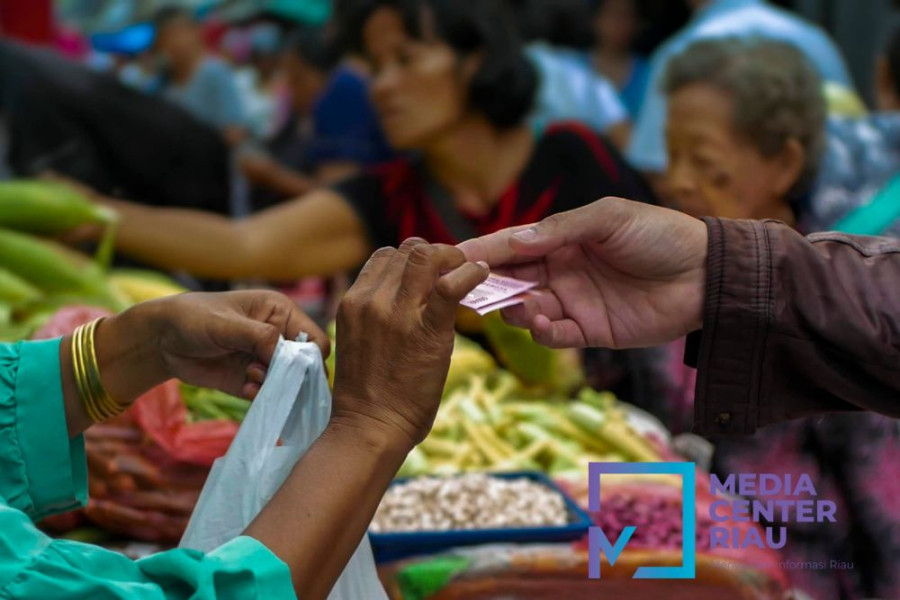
[{"left": 460, "top": 273, "right": 538, "bottom": 316}]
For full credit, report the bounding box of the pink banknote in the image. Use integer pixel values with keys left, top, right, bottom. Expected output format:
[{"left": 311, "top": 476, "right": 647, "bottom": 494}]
[{"left": 460, "top": 273, "right": 539, "bottom": 316}]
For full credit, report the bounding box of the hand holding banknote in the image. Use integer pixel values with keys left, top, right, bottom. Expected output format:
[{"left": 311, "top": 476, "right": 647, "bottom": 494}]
[
  {"left": 458, "top": 198, "right": 709, "bottom": 349},
  {"left": 333, "top": 239, "right": 488, "bottom": 449}
]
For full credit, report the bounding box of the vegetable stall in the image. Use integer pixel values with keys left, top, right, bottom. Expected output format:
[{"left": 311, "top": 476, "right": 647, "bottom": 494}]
[{"left": 0, "top": 180, "right": 792, "bottom": 599}]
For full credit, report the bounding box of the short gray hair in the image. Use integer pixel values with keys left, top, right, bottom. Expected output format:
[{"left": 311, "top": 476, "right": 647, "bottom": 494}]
[{"left": 663, "top": 37, "right": 826, "bottom": 202}]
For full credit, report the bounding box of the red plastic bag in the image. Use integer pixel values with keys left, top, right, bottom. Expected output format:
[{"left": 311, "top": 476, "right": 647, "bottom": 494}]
[{"left": 130, "top": 382, "right": 238, "bottom": 468}]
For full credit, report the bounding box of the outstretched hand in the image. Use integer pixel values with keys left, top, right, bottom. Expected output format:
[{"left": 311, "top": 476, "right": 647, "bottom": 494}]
[{"left": 458, "top": 197, "right": 708, "bottom": 349}]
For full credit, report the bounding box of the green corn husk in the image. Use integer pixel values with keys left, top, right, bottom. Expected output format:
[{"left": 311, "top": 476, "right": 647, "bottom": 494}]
[
  {"left": 0, "top": 180, "right": 119, "bottom": 268},
  {"left": 0, "top": 229, "right": 125, "bottom": 309},
  {"left": 180, "top": 384, "right": 251, "bottom": 422},
  {"left": 0, "top": 268, "right": 42, "bottom": 306}
]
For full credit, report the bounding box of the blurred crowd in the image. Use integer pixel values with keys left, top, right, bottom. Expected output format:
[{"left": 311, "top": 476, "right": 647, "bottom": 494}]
[{"left": 3, "top": 1, "right": 900, "bottom": 599}]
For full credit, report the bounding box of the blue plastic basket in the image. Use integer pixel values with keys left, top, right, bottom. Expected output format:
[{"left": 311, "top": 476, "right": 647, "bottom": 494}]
[{"left": 370, "top": 471, "right": 592, "bottom": 563}]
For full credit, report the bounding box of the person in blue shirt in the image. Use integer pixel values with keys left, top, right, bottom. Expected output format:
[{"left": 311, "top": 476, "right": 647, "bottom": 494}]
[
  {"left": 240, "top": 27, "right": 394, "bottom": 207},
  {"left": 627, "top": 0, "right": 853, "bottom": 178},
  {"left": 525, "top": 43, "right": 631, "bottom": 149},
  {"left": 509, "top": 0, "right": 632, "bottom": 149},
  {"left": 153, "top": 6, "right": 249, "bottom": 147},
  {"left": 585, "top": 0, "right": 651, "bottom": 118}
]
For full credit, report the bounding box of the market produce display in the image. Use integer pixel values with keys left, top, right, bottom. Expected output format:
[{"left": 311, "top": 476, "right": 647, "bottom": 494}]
[
  {"left": 399, "top": 348, "right": 660, "bottom": 479},
  {"left": 0, "top": 182, "right": 258, "bottom": 542},
  {"left": 372, "top": 332, "right": 792, "bottom": 598},
  {"left": 180, "top": 384, "right": 251, "bottom": 423},
  {"left": 378, "top": 544, "right": 791, "bottom": 600},
  {"left": 0, "top": 180, "right": 189, "bottom": 341},
  {"left": 0, "top": 179, "right": 118, "bottom": 265},
  {"left": 2, "top": 179, "right": 791, "bottom": 595},
  {"left": 371, "top": 474, "right": 570, "bottom": 533}
]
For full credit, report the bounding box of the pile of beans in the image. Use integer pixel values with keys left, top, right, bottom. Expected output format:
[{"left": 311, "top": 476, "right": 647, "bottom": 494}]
[
  {"left": 371, "top": 474, "right": 570, "bottom": 533},
  {"left": 591, "top": 493, "right": 714, "bottom": 549}
]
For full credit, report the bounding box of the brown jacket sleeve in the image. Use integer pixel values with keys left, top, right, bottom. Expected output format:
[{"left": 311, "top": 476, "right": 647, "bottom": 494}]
[{"left": 692, "top": 217, "right": 900, "bottom": 436}]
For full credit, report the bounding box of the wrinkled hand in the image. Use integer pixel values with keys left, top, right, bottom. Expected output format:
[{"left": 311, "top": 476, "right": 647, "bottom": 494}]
[
  {"left": 331, "top": 239, "right": 488, "bottom": 450},
  {"left": 103, "top": 291, "right": 329, "bottom": 402},
  {"left": 458, "top": 197, "right": 708, "bottom": 349}
]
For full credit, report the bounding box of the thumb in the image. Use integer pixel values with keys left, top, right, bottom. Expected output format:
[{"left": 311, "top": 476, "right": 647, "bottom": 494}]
[{"left": 509, "top": 198, "right": 629, "bottom": 256}]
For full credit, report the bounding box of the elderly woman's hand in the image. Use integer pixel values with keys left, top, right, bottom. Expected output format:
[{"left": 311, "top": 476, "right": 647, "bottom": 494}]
[
  {"left": 145, "top": 291, "right": 329, "bottom": 398},
  {"left": 331, "top": 239, "right": 488, "bottom": 451},
  {"left": 90, "top": 291, "right": 329, "bottom": 406}
]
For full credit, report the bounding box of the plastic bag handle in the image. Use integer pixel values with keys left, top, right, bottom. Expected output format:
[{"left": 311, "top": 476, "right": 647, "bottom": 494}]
[{"left": 222, "top": 337, "right": 319, "bottom": 465}]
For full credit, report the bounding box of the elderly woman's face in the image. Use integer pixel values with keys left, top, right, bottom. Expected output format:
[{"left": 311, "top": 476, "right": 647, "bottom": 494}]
[
  {"left": 665, "top": 83, "right": 797, "bottom": 221},
  {"left": 364, "top": 7, "right": 470, "bottom": 149}
]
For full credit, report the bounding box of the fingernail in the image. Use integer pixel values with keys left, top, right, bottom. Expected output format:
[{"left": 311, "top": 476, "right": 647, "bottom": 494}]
[
  {"left": 477, "top": 261, "right": 489, "bottom": 270},
  {"left": 514, "top": 228, "right": 538, "bottom": 242}
]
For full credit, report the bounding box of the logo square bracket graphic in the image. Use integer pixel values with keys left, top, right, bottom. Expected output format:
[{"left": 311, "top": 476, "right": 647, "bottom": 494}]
[{"left": 588, "top": 462, "right": 696, "bottom": 580}]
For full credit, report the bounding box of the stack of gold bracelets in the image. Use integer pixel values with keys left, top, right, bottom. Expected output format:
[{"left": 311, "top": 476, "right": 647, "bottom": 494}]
[{"left": 71, "top": 318, "right": 126, "bottom": 422}]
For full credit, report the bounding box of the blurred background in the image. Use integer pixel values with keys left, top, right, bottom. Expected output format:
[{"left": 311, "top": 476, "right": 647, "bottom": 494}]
[
  {"left": 4, "top": 2, "right": 900, "bottom": 599},
  {"left": 8, "top": 0, "right": 900, "bottom": 102}
]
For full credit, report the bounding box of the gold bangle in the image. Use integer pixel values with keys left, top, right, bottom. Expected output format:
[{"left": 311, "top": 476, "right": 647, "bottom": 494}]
[
  {"left": 73, "top": 322, "right": 102, "bottom": 422},
  {"left": 85, "top": 319, "right": 120, "bottom": 419},
  {"left": 89, "top": 318, "right": 126, "bottom": 421},
  {"left": 71, "top": 324, "right": 101, "bottom": 423},
  {"left": 72, "top": 318, "right": 126, "bottom": 423}
]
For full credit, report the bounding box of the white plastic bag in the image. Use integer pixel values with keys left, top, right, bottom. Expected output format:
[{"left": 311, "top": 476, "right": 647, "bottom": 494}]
[{"left": 180, "top": 337, "right": 387, "bottom": 600}]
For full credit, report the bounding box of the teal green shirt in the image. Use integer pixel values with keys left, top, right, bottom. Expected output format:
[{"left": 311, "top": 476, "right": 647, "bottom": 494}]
[{"left": 0, "top": 339, "right": 296, "bottom": 599}]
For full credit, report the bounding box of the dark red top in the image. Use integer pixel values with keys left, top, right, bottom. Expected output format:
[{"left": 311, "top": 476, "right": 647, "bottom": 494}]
[{"left": 335, "top": 123, "right": 656, "bottom": 247}]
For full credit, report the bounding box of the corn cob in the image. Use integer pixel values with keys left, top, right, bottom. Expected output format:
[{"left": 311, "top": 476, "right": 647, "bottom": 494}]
[
  {"left": 0, "top": 228, "right": 125, "bottom": 309},
  {"left": 568, "top": 402, "right": 659, "bottom": 462},
  {"left": 0, "top": 267, "right": 42, "bottom": 305},
  {"left": 0, "top": 180, "right": 115, "bottom": 232},
  {"left": 445, "top": 336, "right": 495, "bottom": 392},
  {"left": 0, "top": 180, "right": 120, "bottom": 267},
  {"left": 483, "top": 313, "right": 585, "bottom": 395},
  {"left": 180, "top": 384, "right": 251, "bottom": 422},
  {"left": 108, "top": 269, "right": 186, "bottom": 305}
]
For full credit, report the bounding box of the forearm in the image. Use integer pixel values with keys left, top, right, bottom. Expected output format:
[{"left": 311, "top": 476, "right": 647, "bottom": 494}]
[
  {"left": 244, "top": 416, "right": 407, "bottom": 599},
  {"left": 104, "top": 198, "right": 255, "bottom": 280},
  {"left": 104, "top": 192, "right": 370, "bottom": 281},
  {"left": 693, "top": 218, "right": 900, "bottom": 434}
]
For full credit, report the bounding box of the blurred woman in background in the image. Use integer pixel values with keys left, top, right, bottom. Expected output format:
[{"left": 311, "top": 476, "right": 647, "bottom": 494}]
[
  {"left": 663, "top": 37, "right": 900, "bottom": 600},
  {"left": 664, "top": 39, "right": 821, "bottom": 225},
  {"left": 72, "top": 0, "right": 661, "bottom": 411},
  {"left": 586, "top": 0, "right": 651, "bottom": 118},
  {"left": 85, "top": 0, "right": 652, "bottom": 282}
]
